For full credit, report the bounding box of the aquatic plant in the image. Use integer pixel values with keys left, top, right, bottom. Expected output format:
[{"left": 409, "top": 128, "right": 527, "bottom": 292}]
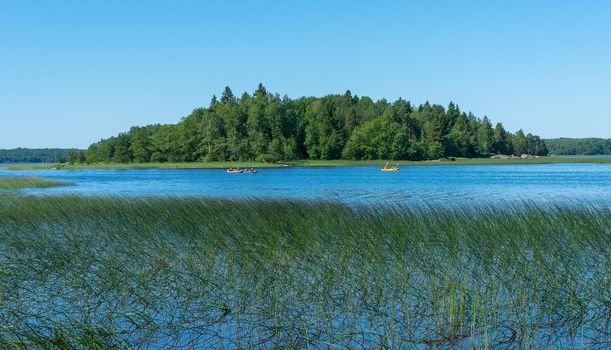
[
  {"left": 0, "top": 197, "right": 608, "bottom": 349},
  {"left": 0, "top": 177, "right": 72, "bottom": 190}
]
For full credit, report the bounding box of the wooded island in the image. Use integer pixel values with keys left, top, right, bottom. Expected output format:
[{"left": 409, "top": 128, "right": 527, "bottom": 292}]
[{"left": 85, "top": 85, "right": 548, "bottom": 163}]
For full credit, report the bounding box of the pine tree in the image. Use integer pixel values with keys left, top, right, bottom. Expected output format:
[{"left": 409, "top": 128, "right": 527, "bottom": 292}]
[
  {"left": 493, "top": 123, "right": 509, "bottom": 154},
  {"left": 221, "top": 86, "right": 234, "bottom": 103}
]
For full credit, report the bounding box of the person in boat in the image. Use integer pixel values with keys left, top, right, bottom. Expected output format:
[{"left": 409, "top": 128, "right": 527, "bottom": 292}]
[{"left": 381, "top": 162, "right": 399, "bottom": 171}]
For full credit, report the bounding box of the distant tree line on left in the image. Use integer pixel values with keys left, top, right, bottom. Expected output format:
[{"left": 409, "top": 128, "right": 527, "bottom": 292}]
[
  {"left": 0, "top": 148, "right": 85, "bottom": 163},
  {"left": 85, "top": 84, "right": 549, "bottom": 164}
]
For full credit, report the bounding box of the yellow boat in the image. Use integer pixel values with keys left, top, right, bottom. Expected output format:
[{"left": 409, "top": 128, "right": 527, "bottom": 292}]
[{"left": 381, "top": 162, "right": 399, "bottom": 171}]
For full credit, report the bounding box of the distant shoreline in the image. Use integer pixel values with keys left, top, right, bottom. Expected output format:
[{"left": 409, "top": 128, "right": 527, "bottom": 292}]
[{"left": 5, "top": 156, "right": 611, "bottom": 170}]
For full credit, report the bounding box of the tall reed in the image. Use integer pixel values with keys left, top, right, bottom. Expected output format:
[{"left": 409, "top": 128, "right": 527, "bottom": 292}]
[{"left": 0, "top": 196, "right": 608, "bottom": 349}]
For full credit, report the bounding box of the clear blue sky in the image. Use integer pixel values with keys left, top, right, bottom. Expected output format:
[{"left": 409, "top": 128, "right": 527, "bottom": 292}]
[{"left": 1, "top": 0, "right": 610, "bottom": 148}]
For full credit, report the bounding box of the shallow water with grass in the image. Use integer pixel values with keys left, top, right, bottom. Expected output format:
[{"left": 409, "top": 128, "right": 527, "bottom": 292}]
[
  {"left": 0, "top": 177, "right": 72, "bottom": 190},
  {"left": 3, "top": 163, "right": 611, "bottom": 205},
  {"left": 0, "top": 197, "right": 609, "bottom": 349}
]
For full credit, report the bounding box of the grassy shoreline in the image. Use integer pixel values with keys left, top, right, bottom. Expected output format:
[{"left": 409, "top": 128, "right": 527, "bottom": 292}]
[
  {"left": 0, "top": 177, "right": 72, "bottom": 190},
  {"left": 0, "top": 196, "right": 608, "bottom": 348},
  {"left": 5, "top": 156, "right": 611, "bottom": 170},
  {"left": 287, "top": 156, "right": 611, "bottom": 167},
  {"left": 6, "top": 161, "right": 289, "bottom": 170}
]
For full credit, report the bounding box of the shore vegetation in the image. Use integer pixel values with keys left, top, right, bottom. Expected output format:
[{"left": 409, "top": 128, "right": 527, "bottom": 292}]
[
  {"left": 0, "top": 196, "right": 608, "bottom": 348},
  {"left": 0, "top": 177, "right": 72, "bottom": 190},
  {"left": 6, "top": 156, "right": 611, "bottom": 171}
]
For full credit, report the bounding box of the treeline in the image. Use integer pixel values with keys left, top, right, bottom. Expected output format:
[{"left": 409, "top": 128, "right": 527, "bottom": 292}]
[
  {"left": 0, "top": 148, "right": 84, "bottom": 163},
  {"left": 545, "top": 138, "right": 611, "bottom": 155},
  {"left": 86, "top": 84, "right": 548, "bottom": 163}
]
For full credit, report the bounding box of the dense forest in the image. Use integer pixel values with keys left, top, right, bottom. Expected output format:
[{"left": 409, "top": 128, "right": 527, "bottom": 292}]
[
  {"left": 86, "top": 85, "right": 548, "bottom": 163},
  {"left": 545, "top": 138, "right": 611, "bottom": 155},
  {"left": 0, "top": 148, "right": 83, "bottom": 163}
]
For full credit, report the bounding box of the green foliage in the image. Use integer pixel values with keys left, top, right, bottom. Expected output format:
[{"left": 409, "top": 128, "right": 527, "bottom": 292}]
[
  {"left": 87, "top": 86, "right": 548, "bottom": 163},
  {"left": 476, "top": 116, "right": 494, "bottom": 155},
  {"left": 545, "top": 138, "right": 611, "bottom": 155},
  {"left": 129, "top": 126, "right": 153, "bottom": 162},
  {"left": 493, "top": 122, "right": 511, "bottom": 154},
  {"left": 445, "top": 114, "right": 476, "bottom": 157},
  {"left": 0, "top": 148, "right": 84, "bottom": 163},
  {"left": 512, "top": 129, "right": 548, "bottom": 156},
  {"left": 66, "top": 149, "right": 78, "bottom": 164},
  {"left": 343, "top": 117, "right": 394, "bottom": 159}
]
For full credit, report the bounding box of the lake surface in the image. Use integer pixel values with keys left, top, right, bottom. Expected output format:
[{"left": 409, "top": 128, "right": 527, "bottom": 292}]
[{"left": 2, "top": 163, "right": 611, "bottom": 205}]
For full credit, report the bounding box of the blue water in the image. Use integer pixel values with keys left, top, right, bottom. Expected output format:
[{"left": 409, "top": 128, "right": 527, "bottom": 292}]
[{"left": 2, "top": 163, "right": 611, "bottom": 205}]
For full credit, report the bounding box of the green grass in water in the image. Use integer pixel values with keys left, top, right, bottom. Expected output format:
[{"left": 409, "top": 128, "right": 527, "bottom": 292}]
[
  {"left": 0, "top": 197, "right": 608, "bottom": 349},
  {"left": 0, "top": 177, "right": 72, "bottom": 190}
]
